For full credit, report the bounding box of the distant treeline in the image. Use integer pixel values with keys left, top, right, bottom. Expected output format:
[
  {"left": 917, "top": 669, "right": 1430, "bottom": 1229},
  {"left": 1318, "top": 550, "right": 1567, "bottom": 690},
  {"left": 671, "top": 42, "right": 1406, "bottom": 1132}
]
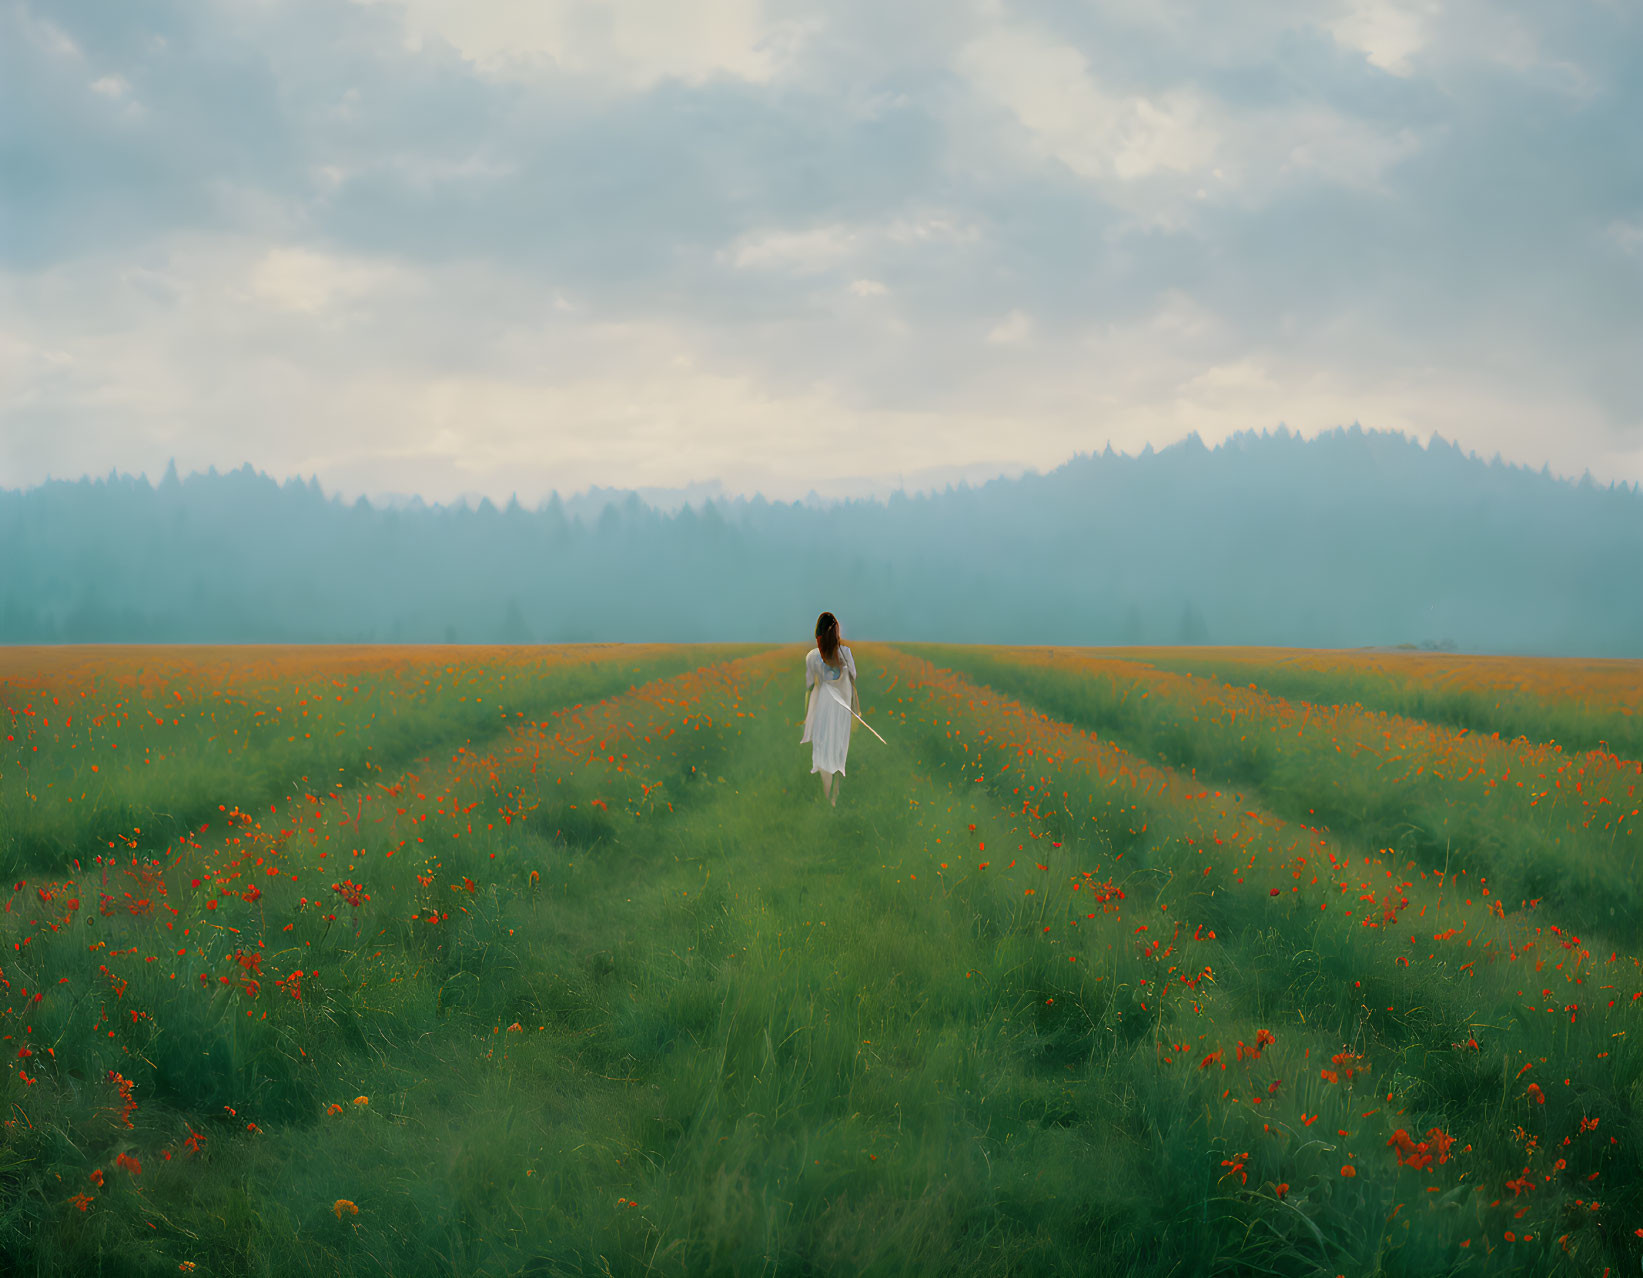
[{"left": 3, "top": 426, "right": 1639, "bottom": 655}]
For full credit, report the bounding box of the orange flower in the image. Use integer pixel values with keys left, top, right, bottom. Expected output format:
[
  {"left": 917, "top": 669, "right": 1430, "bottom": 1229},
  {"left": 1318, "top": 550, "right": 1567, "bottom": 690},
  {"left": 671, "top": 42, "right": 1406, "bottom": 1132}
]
[
  {"left": 1328, "top": 1051, "right": 1365, "bottom": 1079},
  {"left": 1388, "top": 1128, "right": 1452, "bottom": 1171},
  {"left": 114, "top": 1152, "right": 143, "bottom": 1176},
  {"left": 1274, "top": 1182, "right": 1289, "bottom": 1199},
  {"left": 353, "top": 1095, "right": 369, "bottom": 1106},
  {"left": 67, "top": 1192, "right": 94, "bottom": 1212},
  {"left": 334, "top": 1198, "right": 359, "bottom": 1219},
  {"left": 88, "top": 1169, "right": 104, "bottom": 1188},
  {"left": 326, "top": 1103, "right": 344, "bottom": 1116},
  {"left": 1340, "top": 1165, "right": 1357, "bottom": 1178}
]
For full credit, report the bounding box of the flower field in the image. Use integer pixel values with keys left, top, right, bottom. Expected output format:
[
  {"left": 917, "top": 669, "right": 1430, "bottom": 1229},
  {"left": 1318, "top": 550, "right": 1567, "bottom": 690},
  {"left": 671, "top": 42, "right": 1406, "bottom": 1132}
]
[
  {"left": 3, "top": 642, "right": 1641, "bottom": 1275},
  {"left": 1125, "top": 646, "right": 1642, "bottom": 761}
]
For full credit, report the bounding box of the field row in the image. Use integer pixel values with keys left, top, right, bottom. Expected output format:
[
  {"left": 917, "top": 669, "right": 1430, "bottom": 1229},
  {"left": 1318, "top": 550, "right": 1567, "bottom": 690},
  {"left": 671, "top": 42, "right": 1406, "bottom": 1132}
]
[
  {"left": 904, "top": 643, "right": 1641, "bottom": 938},
  {"left": 1099, "top": 644, "right": 1642, "bottom": 762},
  {"left": 0, "top": 642, "right": 765, "bottom": 873}
]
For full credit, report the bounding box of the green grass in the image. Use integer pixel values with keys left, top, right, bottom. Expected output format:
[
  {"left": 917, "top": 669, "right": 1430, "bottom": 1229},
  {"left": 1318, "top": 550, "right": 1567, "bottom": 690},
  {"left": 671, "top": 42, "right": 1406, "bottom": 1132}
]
[
  {"left": 902, "top": 643, "right": 1642, "bottom": 940},
  {"left": 0, "top": 643, "right": 755, "bottom": 877},
  {"left": 3, "top": 643, "right": 1642, "bottom": 1276},
  {"left": 1133, "top": 650, "right": 1643, "bottom": 762}
]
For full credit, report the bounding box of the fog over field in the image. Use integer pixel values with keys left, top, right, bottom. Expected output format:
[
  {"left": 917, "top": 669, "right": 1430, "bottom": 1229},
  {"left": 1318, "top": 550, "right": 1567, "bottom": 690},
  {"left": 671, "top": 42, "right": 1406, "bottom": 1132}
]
[{"left": 4, "top": 425, "right": 1639, "bottom": 656}]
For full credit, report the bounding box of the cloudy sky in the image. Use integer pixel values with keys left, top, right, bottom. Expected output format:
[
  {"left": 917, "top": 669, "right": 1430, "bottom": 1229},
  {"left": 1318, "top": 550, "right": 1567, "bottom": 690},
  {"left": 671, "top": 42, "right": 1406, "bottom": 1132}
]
[{"left": 2, "top": 0, "right": 1640, "bottom": 504}]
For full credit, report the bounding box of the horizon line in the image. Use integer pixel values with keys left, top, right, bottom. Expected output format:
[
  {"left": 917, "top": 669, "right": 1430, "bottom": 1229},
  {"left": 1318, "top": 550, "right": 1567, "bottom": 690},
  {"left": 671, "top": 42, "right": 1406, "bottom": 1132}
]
[{"left": 2, "top": 423, "right": 1633, "bottom": 514}]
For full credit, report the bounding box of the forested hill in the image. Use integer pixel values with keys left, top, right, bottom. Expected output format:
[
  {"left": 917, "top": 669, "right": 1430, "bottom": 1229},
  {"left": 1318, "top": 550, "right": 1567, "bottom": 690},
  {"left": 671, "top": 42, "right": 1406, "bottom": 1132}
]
[{"left": 3, "top": 426, "right": 1639, "bottom": 655}]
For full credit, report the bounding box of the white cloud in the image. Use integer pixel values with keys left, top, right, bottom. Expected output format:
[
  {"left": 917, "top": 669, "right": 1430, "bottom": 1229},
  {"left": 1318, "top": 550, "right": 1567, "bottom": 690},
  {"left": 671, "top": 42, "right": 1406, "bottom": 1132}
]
[
  {"left": 1608, "top": 221, "right": 1643, "bottom": 257},
  {"left": 1328, "top": 0, "right": 1431, "bottom": 77},
  {"left": 4, "top": 231, "right": 1637, "bottom": 503},
  {"left": 247, "top": 247, "right": 419, "bottom": 315},
  {"left": 1233, "top": 106, "right": 1425, "bottom": 196},
  {"left": 0, "top": 331, "right": 75, "bottom": 404},
  {"left": 954, "top": 19, "right": 1218, "bottom": 182},
  {"left": 952, "top": 9, "right": 1426, "bottom": 211},
  {"left": 1095, "top": 290, "right": 1222, "bottom": 346},
  {"left": 352, "top": 0, "right": 804, "bottom": 91},
  {"left": 16, "top": 8, "right": 81, "bottom": 60},
  {"left": 721, "top": 210, "right": 981, "bottom": 275},
  {"left": 1325, "top": 0, "right": 1594, "bottom": 95},
  {"left": 985, "top": 309, "right": 1031, "bottom": 345},
  {"left": 4, "top": 0, "right": 1637, "bottom": 501},
  {"left": 884, "top": 213, "right": 983, "bottom": 245},
  {"left": 86, "top": 71, "right": 143, "bottom": 119},
  {"left": 723, "top": 224, "right": 860, "bottom": 272}
]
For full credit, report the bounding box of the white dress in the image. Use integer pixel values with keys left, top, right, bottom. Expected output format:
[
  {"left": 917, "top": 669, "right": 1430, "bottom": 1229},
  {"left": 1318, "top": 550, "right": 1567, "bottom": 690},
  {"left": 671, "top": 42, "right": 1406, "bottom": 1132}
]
[{"left": 801, "top": 646, "right": 856, "bottom": 775}]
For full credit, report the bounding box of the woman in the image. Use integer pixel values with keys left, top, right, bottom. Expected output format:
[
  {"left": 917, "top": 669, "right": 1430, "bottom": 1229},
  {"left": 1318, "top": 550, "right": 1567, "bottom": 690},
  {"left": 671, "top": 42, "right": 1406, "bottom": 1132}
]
[{"left": 800, "top": 611, "right": 858, "bottom": 807}]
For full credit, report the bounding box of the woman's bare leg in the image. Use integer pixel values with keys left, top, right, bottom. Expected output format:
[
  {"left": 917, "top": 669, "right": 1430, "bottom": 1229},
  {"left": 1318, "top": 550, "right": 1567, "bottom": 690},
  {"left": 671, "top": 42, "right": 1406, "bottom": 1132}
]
[
  {"left": 819, "top": 771, "right": 832, "bottom": 801},
  {"left": 830, "top": 773, "right": 840, "bottom": 806}
]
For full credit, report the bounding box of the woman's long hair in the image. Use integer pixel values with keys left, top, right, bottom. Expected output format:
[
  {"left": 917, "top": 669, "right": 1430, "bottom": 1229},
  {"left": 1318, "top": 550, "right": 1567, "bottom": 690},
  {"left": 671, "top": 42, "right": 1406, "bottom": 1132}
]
[{"left": 815, "top": 612, "right": 843, "bottom": 669}]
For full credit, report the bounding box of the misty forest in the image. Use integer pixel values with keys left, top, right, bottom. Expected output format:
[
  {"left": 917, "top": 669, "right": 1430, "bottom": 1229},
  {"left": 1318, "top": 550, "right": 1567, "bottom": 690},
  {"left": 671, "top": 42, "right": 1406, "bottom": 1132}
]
[{"left": 5, "top": 425, "right": 1640, "bottom": 656}]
